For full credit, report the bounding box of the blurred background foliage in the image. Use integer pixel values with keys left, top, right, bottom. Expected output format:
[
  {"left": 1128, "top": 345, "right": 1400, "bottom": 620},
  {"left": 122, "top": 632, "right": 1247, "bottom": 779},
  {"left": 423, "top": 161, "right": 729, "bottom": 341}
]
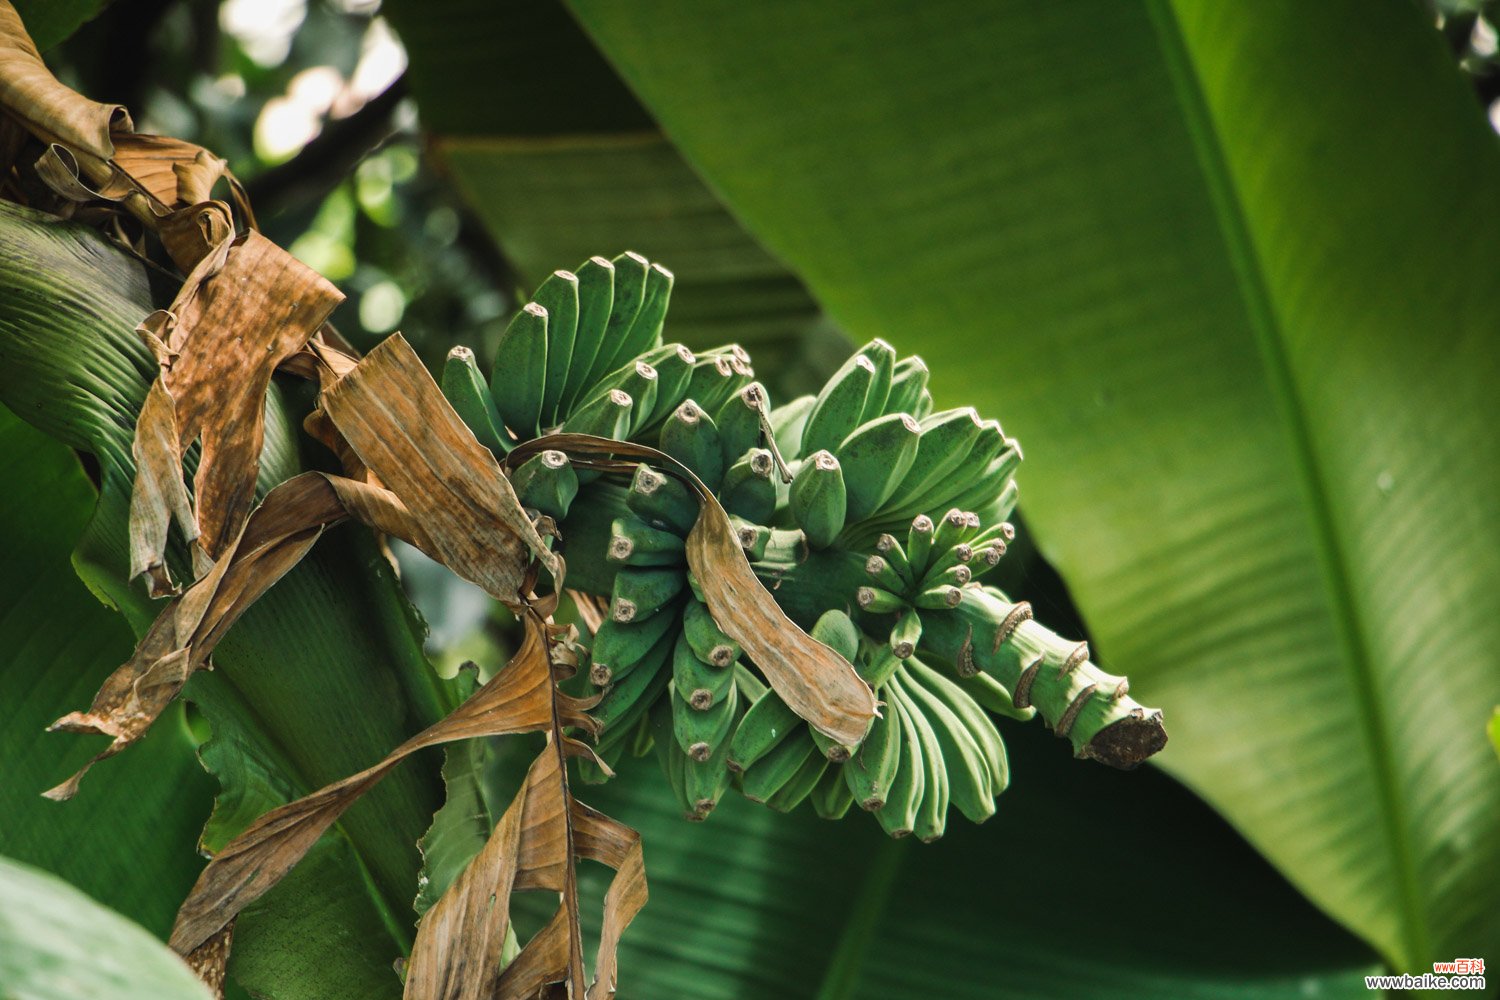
[{"left": 4, "top": 0, "right": 1499, "bottom": 997}]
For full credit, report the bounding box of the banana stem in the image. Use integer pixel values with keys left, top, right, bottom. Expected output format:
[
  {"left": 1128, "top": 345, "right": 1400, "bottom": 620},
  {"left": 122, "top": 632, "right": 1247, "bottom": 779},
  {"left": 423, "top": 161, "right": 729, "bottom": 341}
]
[{"left": 917, "top": 589, "right": 1166, "bottom": 768}]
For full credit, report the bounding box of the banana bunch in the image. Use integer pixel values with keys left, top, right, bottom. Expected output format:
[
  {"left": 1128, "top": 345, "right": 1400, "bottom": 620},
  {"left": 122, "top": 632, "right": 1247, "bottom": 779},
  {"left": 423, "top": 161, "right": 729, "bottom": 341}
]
[{"left": 445, "top": 252, "right": 1166, "bottom": 833}]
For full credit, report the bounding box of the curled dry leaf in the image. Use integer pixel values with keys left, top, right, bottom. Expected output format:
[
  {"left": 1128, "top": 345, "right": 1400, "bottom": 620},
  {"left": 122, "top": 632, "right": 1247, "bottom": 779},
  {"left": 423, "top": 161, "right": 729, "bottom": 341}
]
[
  {"left": 404, "top": 733, "right": 646, "bottom": 1000},
  {"left": 319, "top": 334, "right": 560, "bottom": 601},
  {"left": 514, "top": 433, "right": 878, "bottom": 747},
  {"left": 0, "top": 0, "right": 129, "bottom": 161},
  {"left": 129, "top": 230, "right": 343, "bottom": 594},
  {"left": 170, "top": 605, "right": 644, "bottom": 1000}
]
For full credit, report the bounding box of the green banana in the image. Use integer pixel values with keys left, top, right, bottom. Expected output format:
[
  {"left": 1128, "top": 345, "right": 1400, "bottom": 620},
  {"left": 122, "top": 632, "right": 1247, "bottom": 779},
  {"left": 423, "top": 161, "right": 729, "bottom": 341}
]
[
  {"left": 659, "top": 399, "right": 725, "bottom": 489},
  {"left": 589, "top": 251, "right": 649, "bottom": 384},
  {"left": 576, "top": 360, "right": 659, "bottom": 436},
  {"left": 591, "top": 625, "right": 675, "bottom": 733},
  {"left": 532, "top": 269, "right": 580, "bottom": 428},
  {"left": 881, "top": 419, "right": 1008, "bottom": 522},
  {"left": 589, "top": 601, "right": 681, "bottom": 686},
  {"left": 930, "top": 508, "right": 976, "bottom": 553},
  {"left": 874, "top": 693, "right": 923, "bottom": 838},
  {"left": 897, "top": 661, "right": 996, "bottom": 823},
  {"left": 856, "top": 586, "right": 905, "bottom": 614},
  {"left": 672, "top": 630, "right": 734, "bottom": 711},
  {"left": 885, "top": 355, "right": 930, "bottom": 418},
  {"left": 766, "top": 749, "right": 829, "bottom": 813},
  {"left": 682, "top": 597, "right": 740, "bottom": 667},
  {"left": 788, "top": 450, "right": 847, "bottom": 548},
  {"left": 800, "top": 353, "right": 878, "bottom": 456},
  {"left": 864, "top": 553, "right": 905, "bottom": 594},
  {"left": 769, "top": 393, "right": 815, "bottom": 458},
  {"left": 889, "top": 675, "right": 948, "bottom": 842},
  {"left": 740, "top": 727, "right": 817, "bottom": 804},
  {"left": 508, "top": 448, "right": 578, "bottom": 521},
  {"left": 875, "top": 533, "right": 912, "bottom": 586},
  {"left": 488, "top": 301, "right": 549, "bottom": 439},
  {"left": 810, "top": 764, "right": 855, "bottom": 820},
  {"left": 684, "top": 712, "right": 736, "bottom": 817},
  {"left": 843, "top": 705, "right": 901, "bottom": 810},
  {"left": 650, "top": 699, "right": 698, "bottom": 819},
  {"left": 560, "top": 387, "right": 633, "bottom": 440},
  {"left": 559, "top": 255, "right": 614, "bottom": 413},
  {"left": 733, "top": 520, "right": 770, "bottom": 561},
  {"left": 682, "top": 349, "right": 755, "bottom": 416},
  {"left": 716, "top": 381, "right": 768, "bottom": 466},
  {"left": 906, "top": 514, "right": 936, "bottom": 579},
  {"left": 914, "top": 584, "right": 964, "bottom": 610},
  {"left": 733, "top": 663, "right": 768, "bottom": 702},
  {"left": 640, "top": 343, "right": 700, "bottom": 429},
  {"left": 625, "top": 464, "right": 699, "bottom": 536},
  {"left": 441, "top": 346, "right": 510, "bottom": 453},
  {"left": 625, "top": 262, "right": 673, "bottom": 356},
  {"left": 610, "top": 567, "right": 687, "bottom": 624},
  {"left": 727, "top": 688, "right": 801, "bottom": 773},
  {"left": 810, "top": 608, "right": 861, "bottom": 664},
  {"left": 889, "top": 606, "right": 923, "bottom": 659},
  {"left": 836, "top": 411, "right": 922, "bottom": 523},
  {"left": 881, "top": 408, "right": 984, "bottom": 513},
  {"left": 607, "top": 515, "right": 686, "bottom": 568},
  {"left": 719, "top": 448, "right": 776, "bottom": 524},
  {"left": 673, "top": 679, "right": 739, "bottom": 761},
  {"left": 855, "top": 338, "right": 896, "bottom": 424},
  {"left": 905, "top": 657, "right": 1010, "bottom": 798}
]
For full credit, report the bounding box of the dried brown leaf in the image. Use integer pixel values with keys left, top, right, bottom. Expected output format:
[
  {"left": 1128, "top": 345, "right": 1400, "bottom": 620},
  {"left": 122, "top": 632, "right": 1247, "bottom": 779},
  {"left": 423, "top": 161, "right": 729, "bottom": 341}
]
[
  {"left": 686, "top": 492, "right": 876, "bottom": 746},
  {"left": 46, "top": 473, "right": 349, "bottom": 799},
  {"left": 129, "top": 230, "right": 343, "bottom": 592},
  {"left": 404, "top": 639, "right": 645, "bottom": 1000},
  {"left": 0, "top": 1, "right": 129, "bottom": 161},
  {"left": 514, "top": 433, "right": 879, "bottom": 747},
  {"left": 168, "top": 608, "right": 621, "bottom": 997},
  {"left": 319, "top": 334, "right": 559, "bottom": 603}
]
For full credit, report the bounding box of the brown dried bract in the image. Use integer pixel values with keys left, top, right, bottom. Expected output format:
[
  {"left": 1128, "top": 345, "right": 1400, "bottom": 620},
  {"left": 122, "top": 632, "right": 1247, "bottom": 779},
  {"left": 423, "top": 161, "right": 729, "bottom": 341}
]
[
  {"left": 686, "top": 493, "right": 876, "bottom": 747},
  {"left": 0, "top": 1, "right": 129, "bottom": 161},
  {"left": 129, "top": 231, "right": 343, "bottom": 593},
  {"left": 319, "top": 334, "right": 559, "bottom": 603}
]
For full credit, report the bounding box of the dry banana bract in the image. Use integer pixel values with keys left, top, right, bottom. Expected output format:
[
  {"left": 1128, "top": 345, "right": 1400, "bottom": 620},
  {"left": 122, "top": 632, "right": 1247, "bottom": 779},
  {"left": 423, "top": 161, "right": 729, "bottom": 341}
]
[{"left": 456, "top": 251, "right": 1168, "bottom": 835}]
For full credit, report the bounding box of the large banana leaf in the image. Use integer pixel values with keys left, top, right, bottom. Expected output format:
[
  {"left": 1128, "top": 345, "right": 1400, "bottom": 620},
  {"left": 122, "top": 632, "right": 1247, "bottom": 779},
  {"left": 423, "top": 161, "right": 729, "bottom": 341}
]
[
  {"left": 0, "top": 405, "right": 215, "bottom": 938},
  {"left": 514, "top": 717, "right": 1380, "bottom": 998},
  {"left": 0, "top": 854, "right": 210, "bottom": 1000},
  {"left": 11, "top": 0, "right": 105, "bottom": 50},
  {"left": 557, "top": 0, "right": 1500, "bottom": 970},
  {"left": 0, "top": 201, "right": 446, "bottom": 999}
]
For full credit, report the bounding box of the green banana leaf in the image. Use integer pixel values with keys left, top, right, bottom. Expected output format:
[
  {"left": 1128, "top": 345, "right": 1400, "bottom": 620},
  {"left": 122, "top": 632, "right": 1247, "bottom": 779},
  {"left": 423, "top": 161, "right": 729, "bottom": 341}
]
[
  {"left": 499, "top": 718, "right": 1380, "bottom": 998},
  {"left": 382, "top": 0, "right": 850, "bottom": 398},
  {"left": 0, "top": 854, "right": 211, "bottom": 1000},
  {"left": 0, "top": 405, "right": 215, "bottom": 939},
  {"left": 0, "top": 200, "right": 446, "bottom": 999},
  {"left": 558, "top": 0, "right": 1500, "bottom": 970},
  {"left": 11, "top": 0, "right": 106, "bottom": 50}
]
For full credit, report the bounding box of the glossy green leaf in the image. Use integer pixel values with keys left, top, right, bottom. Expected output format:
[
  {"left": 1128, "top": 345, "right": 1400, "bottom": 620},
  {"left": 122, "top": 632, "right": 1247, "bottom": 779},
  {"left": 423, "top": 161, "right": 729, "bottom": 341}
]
[
  {"left": 11, "top": 0, "right": 108, "bottom": 50},
  {"left": 505, "top": 720, "right": 1379, "bottom": 998},
  {"left": 0, "top": 200, "right": 446, "bottom": 998},
  {"left": 0, "top": 854, "right": 211, "bottom": 1000},
  {"left": 565, "top": 0, "right": 1500, "bottom": 969},
  {"left": 0, "top": 405, "right": 215, "bottom": 938},
  {"left": 382, "top": 0, "right": 850, "bottom": 397}
]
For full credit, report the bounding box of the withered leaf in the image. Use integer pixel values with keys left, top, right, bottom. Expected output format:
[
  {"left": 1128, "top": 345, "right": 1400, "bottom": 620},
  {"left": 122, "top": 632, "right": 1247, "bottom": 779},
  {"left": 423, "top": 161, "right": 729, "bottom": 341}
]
[
  {"left": 515, "top": 433, "right": 879, "bottom": 747},
  {"left": 47, "top": 473, "right": 349, "bottom": 799},
  {"left": 0, "top": 0, "right": 129, "bottom": 161},
  {"left": 685, "top": 490, "right": 877, "bottom": 746},
  {"left": 403, "top": 637, "right": 645, "bottom": 1000},
  {"left": 129, "top": 230, "right": 343, "bottom": 593},
  {"left": 319, "top": 334, "right": 559, "bottom": 603}
]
